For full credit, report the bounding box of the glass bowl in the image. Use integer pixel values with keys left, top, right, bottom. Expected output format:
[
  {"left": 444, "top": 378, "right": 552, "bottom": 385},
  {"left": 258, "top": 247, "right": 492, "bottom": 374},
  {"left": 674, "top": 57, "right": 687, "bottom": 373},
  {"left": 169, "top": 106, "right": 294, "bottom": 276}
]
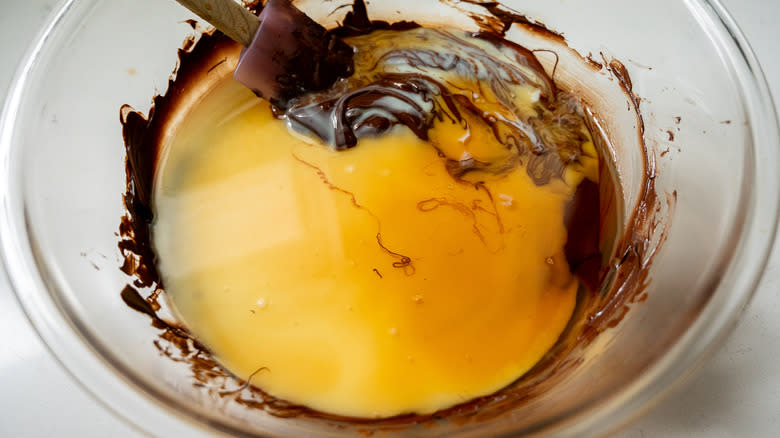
[{"left": 1, "top": 0, "right": 777, "bottom": 437}]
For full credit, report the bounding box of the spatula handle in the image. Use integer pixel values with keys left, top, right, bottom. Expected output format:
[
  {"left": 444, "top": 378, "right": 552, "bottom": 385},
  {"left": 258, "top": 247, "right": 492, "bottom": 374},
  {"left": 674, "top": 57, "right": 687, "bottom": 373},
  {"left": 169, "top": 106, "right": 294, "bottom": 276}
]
[{"left": 174, "top": 0, "right": 260, "bottom": 46}]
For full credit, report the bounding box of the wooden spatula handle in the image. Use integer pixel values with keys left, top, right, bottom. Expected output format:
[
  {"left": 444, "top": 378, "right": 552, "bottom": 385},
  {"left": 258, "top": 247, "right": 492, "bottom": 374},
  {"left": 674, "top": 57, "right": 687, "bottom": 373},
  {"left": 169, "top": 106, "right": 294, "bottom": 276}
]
[{"left": 175, "top": 0, "right": 260, "bottom": 46}]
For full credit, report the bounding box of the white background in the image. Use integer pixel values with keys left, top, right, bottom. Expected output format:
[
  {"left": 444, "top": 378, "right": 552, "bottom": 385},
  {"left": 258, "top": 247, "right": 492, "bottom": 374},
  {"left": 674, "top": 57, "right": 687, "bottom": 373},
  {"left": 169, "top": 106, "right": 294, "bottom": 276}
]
[{"left": 0, "top": 0, "right": 778, "bottom": 436}]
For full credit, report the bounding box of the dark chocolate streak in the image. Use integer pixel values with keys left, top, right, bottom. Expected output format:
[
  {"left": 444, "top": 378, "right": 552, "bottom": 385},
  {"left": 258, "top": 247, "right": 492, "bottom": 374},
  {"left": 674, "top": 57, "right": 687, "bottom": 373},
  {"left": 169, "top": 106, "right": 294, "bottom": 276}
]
[
  {"left": 118, "top": 0, "right": 664, "bottom": 430},
  {"left": 460, "top": 0, "right": 566, "bottom": 40}
]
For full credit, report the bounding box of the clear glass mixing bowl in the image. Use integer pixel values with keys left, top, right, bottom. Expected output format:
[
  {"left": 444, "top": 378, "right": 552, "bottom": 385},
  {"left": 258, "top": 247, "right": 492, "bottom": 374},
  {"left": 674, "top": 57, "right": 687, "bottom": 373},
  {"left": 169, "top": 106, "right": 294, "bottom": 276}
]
[{"left": 1, "top": 0, "right": 778, "bottom": 437}]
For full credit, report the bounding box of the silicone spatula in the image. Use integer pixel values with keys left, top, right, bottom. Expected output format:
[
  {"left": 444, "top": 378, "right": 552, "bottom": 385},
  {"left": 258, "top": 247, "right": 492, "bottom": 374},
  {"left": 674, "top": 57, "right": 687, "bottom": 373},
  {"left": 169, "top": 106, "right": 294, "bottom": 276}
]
[{"left": 175, "top": 0, "right": 354, "bottom": 108}]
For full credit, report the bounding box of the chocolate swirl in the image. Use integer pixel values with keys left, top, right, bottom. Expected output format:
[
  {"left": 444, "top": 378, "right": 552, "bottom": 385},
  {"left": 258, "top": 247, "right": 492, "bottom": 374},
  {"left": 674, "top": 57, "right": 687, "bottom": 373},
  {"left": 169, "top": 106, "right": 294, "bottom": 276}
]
[{"left": 282, "top": 27, "right": 591, "bottom": 186}]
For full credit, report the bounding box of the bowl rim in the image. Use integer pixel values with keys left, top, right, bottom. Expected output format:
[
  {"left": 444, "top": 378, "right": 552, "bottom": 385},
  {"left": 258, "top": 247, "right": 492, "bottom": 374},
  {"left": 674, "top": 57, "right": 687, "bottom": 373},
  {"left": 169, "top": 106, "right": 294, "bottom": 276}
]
[{"left": 1, "top": 0, "right": 778, "bottom": 437}]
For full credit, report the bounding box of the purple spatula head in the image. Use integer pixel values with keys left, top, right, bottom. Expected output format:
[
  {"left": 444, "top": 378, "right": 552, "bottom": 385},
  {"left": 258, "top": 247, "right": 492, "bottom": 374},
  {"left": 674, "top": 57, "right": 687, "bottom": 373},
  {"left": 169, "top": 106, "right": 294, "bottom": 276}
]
[{"left": 233, "top": 0, "right": 354, "bottom": 109}]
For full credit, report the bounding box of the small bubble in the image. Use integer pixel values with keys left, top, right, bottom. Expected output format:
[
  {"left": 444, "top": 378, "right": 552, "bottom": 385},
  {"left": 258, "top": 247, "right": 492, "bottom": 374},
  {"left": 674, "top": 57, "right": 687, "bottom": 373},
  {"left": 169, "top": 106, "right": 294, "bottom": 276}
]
[
  {"left": 380, "top": 169, "right": 391, "bottom": 176},
  {"left": 498, "top": 193, "right": 514, "bottom": 207},
  {"left": 407, "top": 355, "right": 414, "bottom": 363},
  {"left": 388, "top": 327, "right": 398, "bottom": 336},
  {"left": 257, "top": 298, "right": 268, "bottom": 309},
  {"left": 345, "top": 165, "right": 355, "bottom": 173},
  {"left": 545, "top": 257, "right": 554, "bottom": 265},
  {"left": 412, "top": 294, "right": 424, "bottom": 304},
  {"left": 346, "top": 305, "right": 353, "bottom": 311}
]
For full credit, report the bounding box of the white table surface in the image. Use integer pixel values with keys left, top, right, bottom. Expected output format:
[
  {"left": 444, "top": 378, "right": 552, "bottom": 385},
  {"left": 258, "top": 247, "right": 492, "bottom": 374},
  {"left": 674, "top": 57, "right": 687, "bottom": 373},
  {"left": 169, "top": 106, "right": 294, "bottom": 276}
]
[{"left": 0, "top": 1, "right": 778, "bottom": 437}]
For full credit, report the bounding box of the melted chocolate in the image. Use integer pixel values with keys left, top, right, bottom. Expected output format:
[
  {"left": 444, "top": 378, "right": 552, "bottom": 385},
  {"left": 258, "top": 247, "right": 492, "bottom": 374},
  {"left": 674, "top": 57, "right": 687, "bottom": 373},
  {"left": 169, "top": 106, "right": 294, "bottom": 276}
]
[
  {"left": 236, "top": 0, "right": 355, "bottom": 109},
  {"left": 118, "top": 0, "right": 667, "bottom": 430}
]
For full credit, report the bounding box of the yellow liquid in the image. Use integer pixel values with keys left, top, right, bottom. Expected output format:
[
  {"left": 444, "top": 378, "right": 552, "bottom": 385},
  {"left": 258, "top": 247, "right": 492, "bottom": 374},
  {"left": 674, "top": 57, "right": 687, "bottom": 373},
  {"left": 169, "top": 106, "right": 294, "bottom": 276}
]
[{"left": 153, "top": 72, "right": 597, "bottom": 417}]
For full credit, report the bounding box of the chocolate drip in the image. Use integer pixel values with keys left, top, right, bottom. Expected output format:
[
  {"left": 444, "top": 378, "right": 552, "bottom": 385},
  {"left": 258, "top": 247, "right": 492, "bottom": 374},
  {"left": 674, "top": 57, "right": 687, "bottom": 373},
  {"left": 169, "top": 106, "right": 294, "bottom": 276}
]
[
  {"left": 335, "top": 0, "right": 421, "bottom": 37},
  {"left": 564, "top": 179, "right": 603, "bottom": 291}
]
